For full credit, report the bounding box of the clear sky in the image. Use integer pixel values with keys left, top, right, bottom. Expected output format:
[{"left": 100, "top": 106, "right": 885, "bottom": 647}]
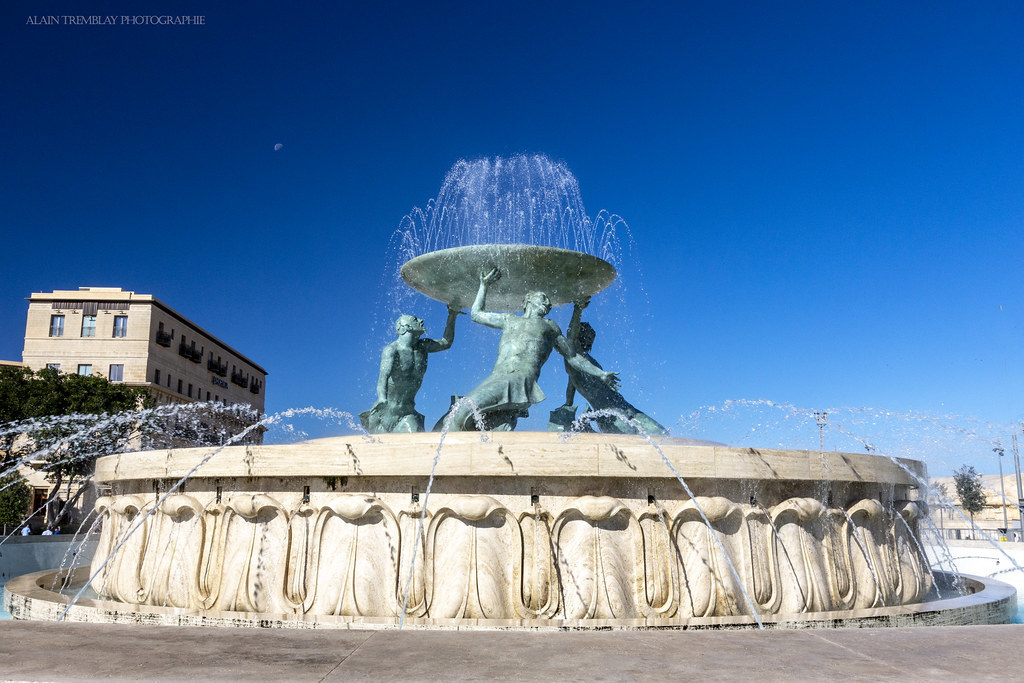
[{"left": 1, "top": 2, "right": 1021, "bottom": 475}]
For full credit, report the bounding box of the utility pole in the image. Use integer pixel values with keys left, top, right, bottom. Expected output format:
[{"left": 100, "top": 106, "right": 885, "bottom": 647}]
[
  {"left": 814, "top": 411, "right": 828, "bottom": 451},
  {"left": 939, "top": 490, "right": 944, "bottom": 536},
  {"left": 1013, "top": 432, "right": 1024, "bottom": 541},
  {"left": 995, "top": 447, "right": 1009, "bottom": 535}
]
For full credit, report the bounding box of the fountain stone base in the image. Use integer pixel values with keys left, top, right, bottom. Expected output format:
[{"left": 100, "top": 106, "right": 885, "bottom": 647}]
[{"left": 62, "top": 433, "right": 953, "bottom": 626}]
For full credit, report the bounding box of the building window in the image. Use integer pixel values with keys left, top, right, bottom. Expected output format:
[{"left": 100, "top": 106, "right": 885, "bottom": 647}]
[
  {"left": 113, "top": 316, "right": 128, "bottom": 338},
  {"left": 46, "top": 363, "right": 60, "bottom": 372},
  {"left": 154, "top": 369, "right": 161, "bottom": 384},
  {"left": 77, "top": 364, "right": 92, "bottom": 376},
  {"left": 49, "top": 315, "right": 65, "bottom": 337},
  {"left": 187, "top": 383, "right": 193, "bottom": 398},
  {"left": 177, "top": 379, "right": 183, "bottom": 394},
  {"left": 206, "top": 391, "right": 210, "bottom": 401},
  {"left": 81, "top": 315, "right": 96, "bottom": 337},
  {"left": 109, "top": 364, "right": 124, "bottom": 382}
]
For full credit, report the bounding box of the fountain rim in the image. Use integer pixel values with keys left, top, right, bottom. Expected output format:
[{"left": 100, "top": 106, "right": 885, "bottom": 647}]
[{"left": 92, "top": 432, "right": 925, "bottom": 485}]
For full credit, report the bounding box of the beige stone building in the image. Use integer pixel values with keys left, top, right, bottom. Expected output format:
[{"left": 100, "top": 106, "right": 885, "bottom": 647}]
[
  {"left": 14, "top": 287, "right": 268, "bottom": 530},
  {"left": 21, "top": 287, "right": 266, "bottom": 412}
]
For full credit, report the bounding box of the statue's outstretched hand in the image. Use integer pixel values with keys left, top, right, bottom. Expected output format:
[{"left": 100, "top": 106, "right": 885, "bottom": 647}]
[
  {"left": 575, "top": 296, "right": 591, "bottom": 310},
  {"left": 447, "top": 303, "right": 466, "bottom": 316},
  {"left": 481, "top": 267, "right": 502, "bottom": 286},
  {"left": 602, "top": 371, "right": 621, "bottom": 390}
]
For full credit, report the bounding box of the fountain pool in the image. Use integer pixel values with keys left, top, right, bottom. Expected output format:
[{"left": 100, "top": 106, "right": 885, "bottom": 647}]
[
  {"left": 3, "top": 154, "right": 1016, "bottom": 629},
  {"left": 5, "top": 432, "right": 1015, "bottom": 628}
]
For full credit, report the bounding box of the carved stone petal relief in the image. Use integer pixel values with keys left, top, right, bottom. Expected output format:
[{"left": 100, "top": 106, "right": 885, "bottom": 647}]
[
  {"left": 554, "top": 498, "right": 645, "bottom": 620},
  {"left": 397, "top": 507, "right": 429, "bottom": 618},
  {"left": 518, "top": 509, "right": 557, "bottom": 618},
  {"left": 892, "top": 501, "right": 932, "bottom": 604},
  {"left": 672, "top": 499, "right": 746, "bottom": 618},
  {"left": 426, "top": 496, "right": 522, "bottom": 620},
  {"left": 284, "top": 504, "right": 317, "bottom": 607},
  {"left": 90, "top": 495, "right": 151, "bottom": 604},
  {"left": 208, "top": 495, "right": 292, "bottom": 615},
  {"left": 743, "top": 508, "right": 781, "bottom": 612},
  {"left": 304, "top": 495, "right": 401, "bottom": 617},
  {"left": 139, "top": 495, "right": 205, "bottom": 608},
  {"left": 845, "top": 498, "right": 890, "bottom": 609},
  {"left": 772, "top": 497, "right": 832, "bottom": 614},
  {"left": 638, "top": 509, "right": 676, "bottom": 616}
]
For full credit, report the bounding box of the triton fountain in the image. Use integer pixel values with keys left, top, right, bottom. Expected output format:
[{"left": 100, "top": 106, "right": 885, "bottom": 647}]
[{"left": 4, "top": 155, "right": 1015, "bottom": 628}]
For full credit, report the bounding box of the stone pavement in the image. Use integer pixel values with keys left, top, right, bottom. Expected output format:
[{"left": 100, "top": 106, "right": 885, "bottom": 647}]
[{"left": 1, "top": 620, "right": 1022, "bottom": 681}]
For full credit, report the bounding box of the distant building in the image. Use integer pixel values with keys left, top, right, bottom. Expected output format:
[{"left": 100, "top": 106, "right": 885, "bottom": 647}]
[
  {"left": 930, "top": 474, "right": 1024, "bottom": 542},
  {"left": 15, "top": 287, "right": 268, "bottom": 530},
  {"left": 21, "top": 287, "right": 266, "bottom": 412}
]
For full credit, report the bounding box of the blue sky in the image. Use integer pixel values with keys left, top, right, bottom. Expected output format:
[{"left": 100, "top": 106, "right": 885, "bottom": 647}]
[{"left": 1, "top": 2, "right": 1021, "bottom": 474}]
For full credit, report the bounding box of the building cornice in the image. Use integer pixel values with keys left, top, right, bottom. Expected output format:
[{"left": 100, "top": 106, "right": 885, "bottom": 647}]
[{"left": 28, "top": 289, "right": 268, "bottom": 375}]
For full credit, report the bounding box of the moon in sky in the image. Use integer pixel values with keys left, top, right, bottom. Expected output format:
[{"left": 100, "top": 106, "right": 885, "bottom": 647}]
[{"left": 273, "top": 143, "right": 284, "bottom": 151}]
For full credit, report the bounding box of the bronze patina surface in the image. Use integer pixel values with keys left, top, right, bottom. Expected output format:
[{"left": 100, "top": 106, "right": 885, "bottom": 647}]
[{"left": 400, "top": 244, "right": 616, "bottom": 311}]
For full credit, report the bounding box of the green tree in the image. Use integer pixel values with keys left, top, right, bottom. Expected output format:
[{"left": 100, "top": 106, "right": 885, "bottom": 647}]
[
  {"left": 0, "top": 366, "right": 155, "bottom": 526},
  {"left": 953, "top": 465, "right": 986, "bottom": 526},
  {"left": 0, "top": 474, "right": 31, "bottom": 532}
]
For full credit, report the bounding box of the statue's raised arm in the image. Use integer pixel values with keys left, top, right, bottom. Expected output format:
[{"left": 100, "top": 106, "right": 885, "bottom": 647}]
[
  {"left": 470, "top": 267, "right": 506, "bottom": 329},
  {"left": 419, "top": 304, "right": 462, "bottom": 353},
  {"left": 565, "top": 297, "right": 589, "bottom": 405},
  {"left": 554, "top": 331, "right": 620, "bottom": 391}
]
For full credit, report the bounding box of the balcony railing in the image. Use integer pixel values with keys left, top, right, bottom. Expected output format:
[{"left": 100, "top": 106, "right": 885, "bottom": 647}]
[
  {"left": 249, "top": 378, "right": 262, "bottom": 394},
  {"left": 230, "top": 371, "right": 248, "bottom": 387},
  {"left": 155, "top": 330, "right": 172, "bottom": 347},
  {"left": 207, "top": 358, "right": 228, "bottom": 377},
  {"left": 178, "top": 344, "right": 202, "bottom": 363}
]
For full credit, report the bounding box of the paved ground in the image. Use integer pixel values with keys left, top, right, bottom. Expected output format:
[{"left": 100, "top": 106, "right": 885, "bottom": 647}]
[{"left": 1, "top": 621, "right": 1023, "bottom": 681}]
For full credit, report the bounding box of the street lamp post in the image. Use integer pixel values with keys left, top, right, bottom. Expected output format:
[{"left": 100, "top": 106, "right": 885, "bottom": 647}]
[
  {"left": 814, "top": 411, "right": 828, "bottom": 451},
  {"left": 994, "top": 447, "right": 1008, "bottom": 535},
  {"left": 1014, "top": 432, "right": 1024, "bottom": 540}
]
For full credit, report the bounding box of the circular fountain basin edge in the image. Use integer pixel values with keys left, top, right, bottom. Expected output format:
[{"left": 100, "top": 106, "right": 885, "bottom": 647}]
[
  {"left": 5, "top": 568, "right": 1014, "bottom": 630},
  {"left": 93, "top": 433, "right": 926, "bottom": 484}
]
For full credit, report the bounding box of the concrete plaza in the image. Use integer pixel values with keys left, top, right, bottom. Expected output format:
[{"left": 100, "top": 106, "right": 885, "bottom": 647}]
[{"left": 1, "top": 620, "right": 1022, "bottom": 681}]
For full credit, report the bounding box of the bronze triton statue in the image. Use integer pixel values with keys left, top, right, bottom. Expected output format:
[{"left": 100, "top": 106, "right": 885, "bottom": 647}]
[
  {"left": 435, "top": 268, "right": 619, "bottom": 431},
  {"left": 554, "top": 297, "right": 668, "bottom": 436},
  {"left": 361, "top": 306, "right": 461, "bottom": 433}
]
